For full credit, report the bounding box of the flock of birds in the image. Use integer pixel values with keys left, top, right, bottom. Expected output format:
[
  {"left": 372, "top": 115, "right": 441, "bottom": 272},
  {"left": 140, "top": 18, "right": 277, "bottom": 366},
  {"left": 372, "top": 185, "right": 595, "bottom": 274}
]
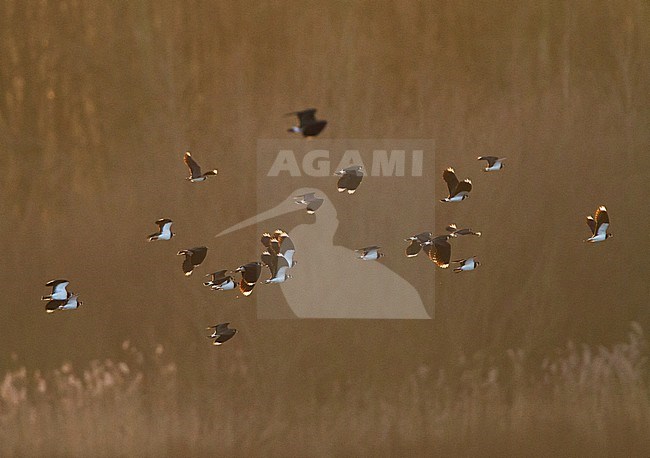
[{"left": 40, "top": 108, "right": 612, "bottom": 345}]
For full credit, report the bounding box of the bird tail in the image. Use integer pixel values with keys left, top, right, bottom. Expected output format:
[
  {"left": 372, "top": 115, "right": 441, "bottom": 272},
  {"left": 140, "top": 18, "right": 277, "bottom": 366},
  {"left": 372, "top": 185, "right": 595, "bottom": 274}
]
[
  {"left": 453, "top": 267, "right": 462, "bottom": 273},
  {"left": 41, "top": 295, "right": 50, "bottom": 301},
  {"left": 147, "top": 234, "right": 158, "bottom": 242}
]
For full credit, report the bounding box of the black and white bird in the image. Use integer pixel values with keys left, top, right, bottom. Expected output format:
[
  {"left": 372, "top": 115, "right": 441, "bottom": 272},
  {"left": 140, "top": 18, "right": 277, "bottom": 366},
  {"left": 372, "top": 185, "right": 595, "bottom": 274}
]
[
  {"left": 203, "top": 270, "right": 236, "bottom": 291},
  {"left": 147, "top": 218, "right": 174, "bottom": 241},
  {"left": 41, "top": 279, "right": 70, "bottom": 301},
  {"left": 177, "top": 246, "right": 208, "bottom": 276},
  {"left": 286, "top": 108, "right": 328, "bottom": 137},
  {"left": 235, "top": 262, "right": 263, "bottom": 296},
  {"left": 294, "top": 192, "right": 324, "bottom": 214},
  {"left": 273, "top": 230, "right": 296, "bottom": 267},
  {"left": 477, "top": 156, "right": 506, "bottom": 172},
  {"left": 45, "top": 292, "right": 82, "bottom": 313},
  {"left": 335, "top": 165, "right": 364, "bottom": 194},
  {"left": 440, "top": 167, "right": 472, "bottom": 202},
  {"left": 264, "top": 253, "right": 292, "bottom": 284},
  {"left": 423, "top": 235, "right": 453, "bottom": 268},
  {"left": 453, "top": 256, "right": 480, "bottom": 273},
  {"left": 206, "top": 322, "right": 237, "bottom": 346},
  {"left": 183, "top": 151, "right": 218, "bottom": 182},
  {"left": 445, "top": 223, "right": 482, "bottom": 237},
  {"left": 355, "top": 246, "right": 384, "bottom": 261},
  {"left": 585, "top": 205, "right": 612, "bottom": 243},
  {"left": 404, "top": 232, "right": 433, "bottom": 257}
]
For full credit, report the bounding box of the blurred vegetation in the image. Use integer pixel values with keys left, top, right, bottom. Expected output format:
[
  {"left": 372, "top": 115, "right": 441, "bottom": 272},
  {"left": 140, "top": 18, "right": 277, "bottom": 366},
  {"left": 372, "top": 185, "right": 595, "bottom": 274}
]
[
  {"left": 0, "top": 0, "right": 649, "bottom": 453},
  {"left": 1, "top": 324, "right": 649, "bottom": 455}
]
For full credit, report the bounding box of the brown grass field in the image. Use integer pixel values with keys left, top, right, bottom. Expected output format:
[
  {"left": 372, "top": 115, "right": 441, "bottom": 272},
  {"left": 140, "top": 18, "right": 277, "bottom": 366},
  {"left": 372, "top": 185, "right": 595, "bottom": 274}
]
[{"left": 1, "top": 1, "right": 649, "bottom": 455}]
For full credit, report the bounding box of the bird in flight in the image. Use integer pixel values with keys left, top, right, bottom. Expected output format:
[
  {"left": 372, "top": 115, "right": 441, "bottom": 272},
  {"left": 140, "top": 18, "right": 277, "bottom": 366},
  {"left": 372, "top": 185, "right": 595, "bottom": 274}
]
[
  {"left": 355, "top": 246, "right": 384, "bottom": 261},
  {"left": 440, "top": 167, "right": 472, "bottom": 202},
  {"left": 294, "top": 192, "right": 324, "bottom": 214},
  {"left": 286, "top": 108, "right": 328, "bottom": 137},
  {"left": 423, "top": 235, "right": 453, "bottom": 268},
  {"left": 45, "top": 292, "right": 82, "bottom": 313},
  {"left": 206, "top": 323, "right": 237, "bottom": 346},
  {"left": 183, "top": 151, "right": 218, "bottom": 182},
  {"left": 453, "top": 256, "right": 480, "bottom": 273},
  {"left": 477, "top": 156, "right": 506, "bottom": 172},
  {"left": 445, "top": 223, "right": 482, "bottom": 237},
  {"left": 335, "top": 165, "right": 364, "bottom": 194},
  {"left": 585, "top": 205, "right": 612, "bottom": 243},
  {"left": 177, "top": 246, "right": 208, "bottom": 276},
  {"left": 147, "top": 219, "right": 174, "bottom": 242}
]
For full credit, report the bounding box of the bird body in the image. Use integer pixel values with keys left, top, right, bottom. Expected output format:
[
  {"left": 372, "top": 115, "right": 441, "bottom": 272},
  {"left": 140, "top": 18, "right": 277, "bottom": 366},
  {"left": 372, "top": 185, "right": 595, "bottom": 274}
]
[
  {"left": 148, "top": 219, "right": 174, "bottom": 241},
  {"left": 356, "top": 246, "right": 384, "bottom": 261},
  {"left": 445, "top": 223, "right": 482, "bottom": 237},
  {"left": 453, "top": 256, "right": 480, "bottom": 272},
  {"left": 477, "top": 156, "right": 506, "bottom": 172}
]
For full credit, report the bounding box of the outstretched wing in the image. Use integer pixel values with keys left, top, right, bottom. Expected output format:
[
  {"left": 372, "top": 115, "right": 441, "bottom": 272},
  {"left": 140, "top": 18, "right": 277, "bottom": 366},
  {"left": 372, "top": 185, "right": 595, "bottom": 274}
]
[
  {"left": 295, "top": 109, "right": 317, "bottom": 126},
  {"left": 594, "top": 206, "right": 609, "bottom": 236},
  {"left": 306, "top": 198, "right": 324, "bottom": 214},
  {"left": 239, "top": 278, "right": 255, "bottom": 296},
  {"left": 189, "top": 247, "right": 208, "bottom": 266},
  {"left": 425, "top": 239, "right": 451, "bottom": 268},
  {"left": 405, "top": 240, "right": 422, "bottom": 257},
  {"left": 586, "top": 216, "right": 596, "bottom": 236},
  {"left": 451, "top": 179, "right": 472, "bottom": 197},
  {"left": 442, "top": 168, "right": 459, "bottom": 196},
  {"left": 183, "top": 152, "right": 202, "bottom": 178}
]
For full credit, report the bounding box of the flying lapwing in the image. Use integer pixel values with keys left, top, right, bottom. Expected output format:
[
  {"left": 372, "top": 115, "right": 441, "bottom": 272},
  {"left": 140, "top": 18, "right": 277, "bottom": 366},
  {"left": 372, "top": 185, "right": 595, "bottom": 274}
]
[
  {"left": 183, "top": 151, "right": 218, "bottom": 182},
  {"left": 355, "top": 246, "right": 384, "bottom": 261},
  {"left": 264, "top": 253, "right": 292, "bottom": 284},
  {"left": 272, "top": 230, "right": 296, "bottom": 267},
  {"left": 177, "top": 246, "right": 208, "bottom": 276},
  {"left": 41, "top": 279, "right": 70, "bottom": 301},
  {"left": 294, "top": 192, "right": 324, "bottom": 214},
  {"left": 147, "top": 219, "right": 174, "bottom": 241},
  {"left": 453, "top": 256, "right": 480, "bottom": 273},
  {"left": 423, "top": 235, "right": 453, "bottom": 268},
  {"left": 445, "top": 223, "right": 482, "bottom": 237},
  {"left": 203, "top": 270, "right": 236, "bottom": 291},
  {"left": 286, "top": 108, "right": 328, "bottom": 138},
  {"left": 585, "top": 205, "right": 612, "bottom": 243},
  {"left": 235, "top": 262, "right": 263, "bottom": 296},
  {"left": 335, "top": 165, "right": 364, "bottom": 194},
  {"left": 404, "top": 232, "right": 432, "bottom": 257},
  {"left": 206, "top": 322, "right": 237, "bottom": 346},
  {"left": 477, "top": 156, "right": 506, "bottom": 172},
  {"left": 45, "top": 293, "right": 82, "bottom": 313},
  {"left": 440, "top": 167, "right": 472, "bottom": 202}
]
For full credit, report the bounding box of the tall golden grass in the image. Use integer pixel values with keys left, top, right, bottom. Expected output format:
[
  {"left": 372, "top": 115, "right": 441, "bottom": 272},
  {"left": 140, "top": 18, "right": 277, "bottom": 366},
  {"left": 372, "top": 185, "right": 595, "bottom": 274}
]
[{"left": 1, "top": 323, "right": 648, "bottom": 455}]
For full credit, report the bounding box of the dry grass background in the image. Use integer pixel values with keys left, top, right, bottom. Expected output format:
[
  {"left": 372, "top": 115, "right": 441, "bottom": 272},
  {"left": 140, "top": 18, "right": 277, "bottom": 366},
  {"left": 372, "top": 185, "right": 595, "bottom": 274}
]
[{"left": 0, "top": 0, "right": 649, "bottom": 455}]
